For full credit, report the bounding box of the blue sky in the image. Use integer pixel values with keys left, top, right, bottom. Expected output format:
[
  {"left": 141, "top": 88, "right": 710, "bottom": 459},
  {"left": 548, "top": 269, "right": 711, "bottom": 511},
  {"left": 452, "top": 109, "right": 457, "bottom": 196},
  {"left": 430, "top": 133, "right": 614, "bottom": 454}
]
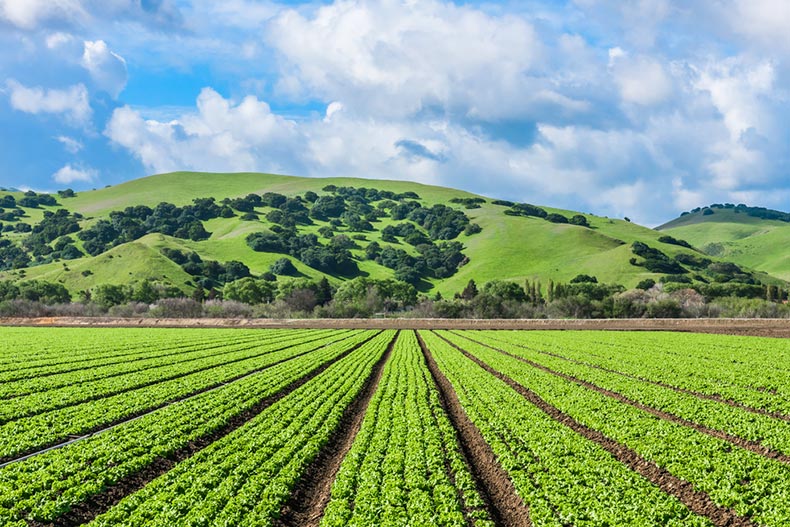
[{"left": 1, "top": 0, "right": 789, "bottom": 225}]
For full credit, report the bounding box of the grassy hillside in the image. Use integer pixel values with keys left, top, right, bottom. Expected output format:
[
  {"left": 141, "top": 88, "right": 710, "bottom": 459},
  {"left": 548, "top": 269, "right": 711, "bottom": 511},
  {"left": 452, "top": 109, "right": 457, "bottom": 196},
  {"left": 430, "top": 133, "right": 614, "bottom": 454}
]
[
  {"left": 659, "top": 208, "right": 790, "bottom": 281},
  {"left": 1, "top": 172, "right": 785, "bottom": 298}
]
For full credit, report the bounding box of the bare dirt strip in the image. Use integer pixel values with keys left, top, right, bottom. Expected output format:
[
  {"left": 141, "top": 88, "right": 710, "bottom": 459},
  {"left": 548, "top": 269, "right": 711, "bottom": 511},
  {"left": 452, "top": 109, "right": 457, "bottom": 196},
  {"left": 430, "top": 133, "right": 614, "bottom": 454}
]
[
  {"left": 1, "top": 331, "right": 361, "bottom": 467},
  {"left": 434, "top": 332, "right": 759, "bottom": 527},
  {"left": 274, "top": 331, "right": 399, "bottom": 527},
  {"left": 469, "top": 331, "right": 790, "bottom": 424},
  {"left": 3, "top": 316, "right": 790, "bottom": 337},
  {"left": 451, "top": 331, "right": 790, "bottom": 466},
  {"left": 417, "top": 332, "right": 532, "bottom": 527},
  {"left": 29, "top": 331, "right": 383, "bottom": 527}
]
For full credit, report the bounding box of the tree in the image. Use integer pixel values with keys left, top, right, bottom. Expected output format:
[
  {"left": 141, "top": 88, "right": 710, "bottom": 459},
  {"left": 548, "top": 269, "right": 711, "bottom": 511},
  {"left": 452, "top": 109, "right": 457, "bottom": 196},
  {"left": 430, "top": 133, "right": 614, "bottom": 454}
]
[
  {"left": 92, "top": 284, "right": 128, "bottom": 308},
  {"left": 316, "top": 277, "right": 333, "bottom": 306},
  {"left": 570, "top": 274, "right": 598, "bottom": 284},
  {"left": 569, "top": 214, "right": 590, "bottom": 227},
  {"left": 270, "top": 257, "right": 297, "bottom": 276},
  {"left": 131, "top": 280, "right": 159, "bottom": 304},
  {"left": 460, "top": 279, "right": 478, "bottom": 300},
  {"left": 482, "top": 280, "right": 527, "bottom": 302},
  {"left": 223, "top": 278, "right": 276, "bottom": 305}
]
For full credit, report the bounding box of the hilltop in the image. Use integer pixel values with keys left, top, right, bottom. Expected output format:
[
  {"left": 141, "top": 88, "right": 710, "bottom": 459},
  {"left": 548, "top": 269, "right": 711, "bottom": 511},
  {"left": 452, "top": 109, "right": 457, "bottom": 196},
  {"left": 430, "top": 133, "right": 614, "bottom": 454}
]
[
  {"left": 0, "top": 172, "right": 785, "bottom": 299},
  {"left": 659, "top": 204, "right": 790, "bottom": 282}
]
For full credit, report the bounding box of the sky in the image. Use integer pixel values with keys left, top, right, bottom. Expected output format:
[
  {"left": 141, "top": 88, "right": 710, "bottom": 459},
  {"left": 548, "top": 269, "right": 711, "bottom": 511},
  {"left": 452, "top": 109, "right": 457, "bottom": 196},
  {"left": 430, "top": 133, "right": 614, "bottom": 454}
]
[{"left": 1, "top": 0, "right": 789, "bottom": 225}]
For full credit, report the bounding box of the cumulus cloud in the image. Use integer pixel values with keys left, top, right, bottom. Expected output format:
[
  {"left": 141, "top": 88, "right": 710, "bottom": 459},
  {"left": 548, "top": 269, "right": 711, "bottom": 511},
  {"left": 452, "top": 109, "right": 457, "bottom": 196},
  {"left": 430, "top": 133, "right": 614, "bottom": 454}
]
[
  {"left": 52, "top": 163, "right": 96, "bottom": 184},
  {"left": 0, "top": 0, "right": 86, "bottom": 29},
  {"left": 81, "top": 40, "right": 128, "bottom": 97},
  {"left": 105, "top": 88, "right": 299, "bottom": 174},
  {"left": 55, "top": 135, "right": 83, "bottom": 153},
  {"left": 45, "top": 31, "right": 73, "bottom": 49},
  {"left": 610, "top": 51, "right": 673, "bottom": 106},
  {"left": 267, "top": 0, "right": 553, "bottom": 121},
  {"left": 6, "top": 79, "right": 91, "bottom": 125},
  {"left": 727, "top": 0, "right": 790, "bottom": 52}
]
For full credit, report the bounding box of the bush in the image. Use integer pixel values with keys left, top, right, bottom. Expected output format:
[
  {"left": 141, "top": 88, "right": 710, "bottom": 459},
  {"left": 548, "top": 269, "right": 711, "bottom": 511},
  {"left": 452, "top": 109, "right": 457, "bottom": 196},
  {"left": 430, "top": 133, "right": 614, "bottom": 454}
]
[
  {"left": 149, "top": 298, "right": 203, "bottom": 318},
  {"left": 202, "top": 300, "right": 254, "bottom": 318},
  {"left": 645, "top": 299, "right": 682, "bottom": 318},
  {"left": 270, "top": 257, "right": 297, "bottom": 276}
]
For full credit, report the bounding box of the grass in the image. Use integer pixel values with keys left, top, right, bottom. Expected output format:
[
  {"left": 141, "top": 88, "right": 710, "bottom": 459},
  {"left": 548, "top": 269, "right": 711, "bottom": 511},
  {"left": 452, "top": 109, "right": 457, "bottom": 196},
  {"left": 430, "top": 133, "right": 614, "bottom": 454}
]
[
  {"left": 2, "top": 172, "right": 786, "bottom": 296},
  {"left": 6, "top": 237, "right": 194, "bottom": 295},
  {"left": 660, "top": 209, "right": 790, "bottom": 281}
]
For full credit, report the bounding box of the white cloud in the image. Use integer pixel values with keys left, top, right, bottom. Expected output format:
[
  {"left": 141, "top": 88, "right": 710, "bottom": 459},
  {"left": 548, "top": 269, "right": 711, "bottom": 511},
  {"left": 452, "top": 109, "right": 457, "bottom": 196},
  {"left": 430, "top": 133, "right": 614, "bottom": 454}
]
[
  {"left": 6, "top": 79, "right": 91, "bottom": 125},
  {"left": 727, "top": 0, "right": 790, "bottom": 52},
  {"left": 81, "top": 40, "right": 128, "bottom": 97},
  {"left": 610, "top": 53, "right": 672, "bottom": 106},
  {"left": 268, "top": 0, "right": 546, "bottom": 120},
  {"left": 52, "top": 163, "right": 96, "bottom": 184},
  {"left": 45, "top": 31, "right": 73, "bottom": 49},
  {"left": 105, "top": 88, "right": 299, "bottom": 174},
  {"left": 0, "top": 0, "right": 86, "bottom": 30},
  {"left": 55, "top": 135, "right": 83, "bottom": 153}
]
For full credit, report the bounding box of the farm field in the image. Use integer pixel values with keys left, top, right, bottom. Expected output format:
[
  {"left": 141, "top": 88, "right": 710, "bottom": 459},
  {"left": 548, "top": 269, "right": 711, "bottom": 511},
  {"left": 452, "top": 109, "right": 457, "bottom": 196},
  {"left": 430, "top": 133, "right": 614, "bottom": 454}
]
[{"left": 1, "top": 328, "right": 789, "bottom": 526}]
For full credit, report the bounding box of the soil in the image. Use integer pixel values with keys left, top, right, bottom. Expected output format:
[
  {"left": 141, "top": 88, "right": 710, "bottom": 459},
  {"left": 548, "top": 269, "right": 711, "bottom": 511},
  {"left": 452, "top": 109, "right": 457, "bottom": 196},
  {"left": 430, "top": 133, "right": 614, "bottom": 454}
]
[
  {"left": 417, "top": 331, "right": 532, "bottom": 527},
  {"left": 274, "top": 331, "right": 398, "bottom": 527},
  {"left": 436, "top": 333, "right": 759, "bottom": 527},
  {"left": 454, "top": 332, "right": 790, "bottom": 465},
  {"left": 2, "top": 316, "right": 790, "bottom": 337},
  {"left": 27, "top": 332, "right": 381, "bottom": 527}
]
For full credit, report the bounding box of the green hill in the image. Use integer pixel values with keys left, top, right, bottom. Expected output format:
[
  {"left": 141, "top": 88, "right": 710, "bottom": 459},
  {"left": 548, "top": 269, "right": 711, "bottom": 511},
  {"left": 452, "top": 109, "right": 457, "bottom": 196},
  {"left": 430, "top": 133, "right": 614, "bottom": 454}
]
[
  {"left": 659, "top": 206, "right": 790, "bottom": 281},
  {"left": 0, "top": 172, "right": 785, "bottom": 298}
]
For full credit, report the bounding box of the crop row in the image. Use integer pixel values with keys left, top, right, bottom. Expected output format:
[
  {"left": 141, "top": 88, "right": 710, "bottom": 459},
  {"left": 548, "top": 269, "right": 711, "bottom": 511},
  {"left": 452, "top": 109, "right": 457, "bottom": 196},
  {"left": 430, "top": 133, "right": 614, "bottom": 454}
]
[
  {"left": 0, "top": 330, "right": 342, "bottom": 421},
  {"left": 419, "top": 331, "right": 712, "bottom": 526},
  {"left": 0, "top": 331, "right": 269, "bottom": 398},
  {"left": 0, "top": 327, "right": 247, "bottom": 372},
  {"left": 487, "top": 330, "right": 790, "bottom": 414},
  {"left": 322, "top": 330, "right": 493, "bottom": 527},
  {"left": 440, "top": 331, "right": 790, "bottom": 526},
  {"left": 0, "top": 329, "right": 357, "bottom": 460},
  {"left": 0, "top": 329, "right": 263, "bottom": 384},
  {"left": 461, "top": 331, "right": 790, "bottom": 458},
  {"left": 0, "top": 330, "right": 380, "bottom": 526},
  {"left": 86, "top": 330, "right": 396, "bottom": 527}
]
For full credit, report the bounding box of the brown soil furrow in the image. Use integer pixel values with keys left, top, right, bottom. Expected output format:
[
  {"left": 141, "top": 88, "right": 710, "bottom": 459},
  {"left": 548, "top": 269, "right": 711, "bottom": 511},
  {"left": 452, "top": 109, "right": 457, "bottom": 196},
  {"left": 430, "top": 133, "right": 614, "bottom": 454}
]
[
  {"left": 452, "top": 332, "right": 790, "bottom": 465},
  {"left": 0, "top": 331, "right": 358, "bottom": 468},
  {"left": 435, "top": 332, "right": 758, "bottom": 527},
  {"left": 0, "top": 332, "right": 265, "bottom": 387},
  {"left": 465, "top": 331, "right": 790, "bottom": 423},
  {"left": 1, "top": 338, "right": 315, "bottom": 425},
  {"left": 28, "top": 331, "right": 383, "bottom": 527},
  {"left": 3, "top": 316, "right": 790, "bottom": 338},
  {"left": 274, "top": 330, "right": 399, "bottom": 527},
  {"left": 417, "top": 331, "right": 532, "bottom": 527}
]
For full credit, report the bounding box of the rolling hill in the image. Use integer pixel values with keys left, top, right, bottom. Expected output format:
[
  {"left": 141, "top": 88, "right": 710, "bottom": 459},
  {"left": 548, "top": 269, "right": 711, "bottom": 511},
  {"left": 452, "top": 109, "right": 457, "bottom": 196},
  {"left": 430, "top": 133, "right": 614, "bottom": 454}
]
[
  {"left": 659, "top": 205, "right": 790, "bottom": 282},
  {"left": 1, "top": 172, "right": 786, "bottom": 298}
]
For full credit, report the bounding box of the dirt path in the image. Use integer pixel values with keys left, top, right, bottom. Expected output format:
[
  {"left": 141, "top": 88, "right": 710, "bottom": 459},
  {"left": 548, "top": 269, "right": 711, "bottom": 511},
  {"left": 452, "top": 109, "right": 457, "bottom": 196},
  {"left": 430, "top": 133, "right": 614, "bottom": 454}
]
[
  {"left": 436, "top": 332, "right": 758, "bottom": 527},
  {"left": 417, "top": 331, "right": 532, "bottom": 527},
  {"left": 29, "top": 332, "right": 382, "bottom": 527},
  {"left": 3, "top": 316, "right": 790, "bottom": 337},
  {"left": 274, "top": 331, "right": 399, "bottom": 527},
  {"left": 451, "top": 331, "right": 790, "bottom": 466}
]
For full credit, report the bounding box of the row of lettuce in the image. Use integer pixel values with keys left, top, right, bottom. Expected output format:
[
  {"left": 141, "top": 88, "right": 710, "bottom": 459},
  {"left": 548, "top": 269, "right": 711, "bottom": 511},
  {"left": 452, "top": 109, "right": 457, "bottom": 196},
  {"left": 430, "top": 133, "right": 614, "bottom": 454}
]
[
  {"left": 0, "top": 329, "right": 381, "bottom": 525},
  {"left": 0, "top": 329, "right": 352, "bottom": 460},
  {"left": 3, "top": 329, "right": 790, "bottom": 525},
  {"left": 432, "top": 330, "right": 790, "bottom": 526}
]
